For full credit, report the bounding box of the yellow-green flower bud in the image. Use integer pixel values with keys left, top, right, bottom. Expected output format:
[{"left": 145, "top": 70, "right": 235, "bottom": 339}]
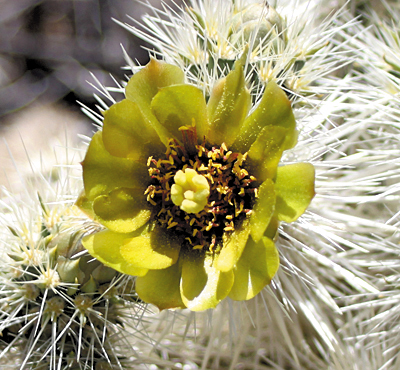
[
  {"left": 231, "top": 3, "right": 286, "bottom": 44},
  {"left": 56, "top": 256, "right": 85, "bottom": 284},
  {"left": 81, "top": 275, "right": 98, "bottom": 294},
  {"left": 92, "top": 264, "right": 118, "bottom": 284}
]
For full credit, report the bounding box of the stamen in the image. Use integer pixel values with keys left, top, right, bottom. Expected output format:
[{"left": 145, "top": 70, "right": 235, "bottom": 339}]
[{"left": 145, "top": 137, "right": 257, "bottom": 251}]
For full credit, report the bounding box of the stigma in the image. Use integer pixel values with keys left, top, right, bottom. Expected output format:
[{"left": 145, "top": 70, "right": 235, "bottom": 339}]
[{"left": 171, "top": 168, "right": 210, "bottom": 214}]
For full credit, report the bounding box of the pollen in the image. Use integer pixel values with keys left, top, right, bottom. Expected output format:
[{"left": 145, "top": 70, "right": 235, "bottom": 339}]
[{"left": 171, "top": 168, "right": 210, "bottom": 214}]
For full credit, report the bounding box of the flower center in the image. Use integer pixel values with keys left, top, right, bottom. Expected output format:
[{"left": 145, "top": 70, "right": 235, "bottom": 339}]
[{"left": 145, "top": 133, "right": 257, "bottom": 251}]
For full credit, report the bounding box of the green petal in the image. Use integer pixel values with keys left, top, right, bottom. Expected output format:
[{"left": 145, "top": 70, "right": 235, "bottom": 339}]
[
  {"left": 216, "top": 218, "right": 250, "bottom": 272},
  {"left": 246, "top": 126, "right": 288, "bottom": 182},
  {"left": 234, "top": 81, "right": 297, "bottom": 152},
  {"left": 102, "top": 99, "right": 163, "bottom": 160},
  {"left": 180, "top": 252, "right": 234, "bottom": 311},
  {"left": 135, "top": 262, "right": 185, "bottom": 310},
  {"left": 274, "top": 163, "right": 315, "bottom": 223},
  {"left": 119, "top": 227, "right": 181, "bottom": 270},
  {"left": 250, "top": 179, "right": 276, "bottom": 242},
  {"left": 151, "top": 84, "right": 209, "bottom": 142},
  {"left": 207, "top": 61, "right": 251, "bottom": 147},
  {"left": 229, "top": 237, "right": 279, "bottom": 301},
  {"left": 92, "top": 187, "right": 151, "bottom": 233},
  {"left": 82, "top": 131, "right": 149, "bottom": 200},
  {"left": 125, "top": 58, "right": 185, "bottom": 146},
  {"left": 82, "top": 230, "right": 148, "bottom": 277}
]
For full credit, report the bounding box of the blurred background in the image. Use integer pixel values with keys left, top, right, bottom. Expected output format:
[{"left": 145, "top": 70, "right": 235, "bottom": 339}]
[
  {"left": 0, "top": 0, "right": 169, "bottom": 190},
  {"left": 0, "top": 0, "right": 159, "bottom": 118}
]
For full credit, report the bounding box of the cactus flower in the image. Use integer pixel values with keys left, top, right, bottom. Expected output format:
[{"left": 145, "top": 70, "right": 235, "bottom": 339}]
[{"left": 78, "top": 58, "right": 315, "bottom": 311}]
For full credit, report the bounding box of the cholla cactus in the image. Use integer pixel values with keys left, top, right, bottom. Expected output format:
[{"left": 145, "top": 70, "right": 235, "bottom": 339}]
[
  {"left": 105, "top": 0, "right": 400, "bottom": 368},
  {"left": 348, "top": 1, "right": 400, "bottom": 96},
  {"left": 119, "top": 0, "right": 354, "bottom": 101},
  {"left": 325, "top": 3, "right": 400, "bottom": 367},
  {"left": 0, "top": 149, "right": 153, "bottom": 369},
  {"left": 2, "top": 0, "right": 400, "bottom": 369}
]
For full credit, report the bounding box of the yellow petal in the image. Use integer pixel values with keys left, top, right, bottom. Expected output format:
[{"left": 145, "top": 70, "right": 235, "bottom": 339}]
[
  {"left": 135, "top": 262, "right": 185, "bottom": 310},
  {"left": 207, "top": 61, "right": 251, "bottom": 147},
  {"left": 92, "top": 187, "right": 151, "bottom": 233},
  {"left": 81, "top": 131, "right": 148, "bottom": 200},
  {"left": 75, "top": 190, "right": 95, "bottom": 220},
  {"left": 125, "top": 58, "right": 185, "bottom": 146},
  {"left": 151, "top": 84, "right": 209, "bottom": 142},
  {"left": 82, "top": 230, "right": 148, "bottom": 277},
  {"left": 246, "top": 126, "right": 288, "bottom": 182},
  {"left": 126, "top": 58, "right": 185, "bottom": 104},
  {"left": 180, "top": 252, "right": 234, "bottom": 311},
  {"left": 274, "top": 163, "right": 315, "bottom": 223},
  {"left": 264, "top": 216, "right": 279, "bottom": 241},
  {"left": 102, "top": 99, "right": 163, "bottom": 160},
  {"left": 250, "top": 179, "right": 276, "bottom": 242},
  {"left": 234, "top": 80, "right": 297, "bottom": 152},
  {"left": 216, "top": 218, "right": 250, "bottom": 272},
  {"left": 229, "top": 237, "right": 279, "bottom": 301},
  {"left": 119, "top": 227, "right": 181, "bottom": 270}
]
